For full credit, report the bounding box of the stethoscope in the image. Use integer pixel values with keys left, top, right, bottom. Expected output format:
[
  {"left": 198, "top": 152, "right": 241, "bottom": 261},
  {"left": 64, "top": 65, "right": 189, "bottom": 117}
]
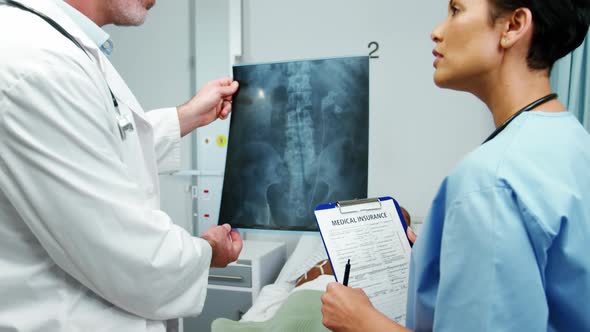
[
  {"left": 482, "top": 93, "right": 558, "bottom": 144},
  {"left": 2, "top": 0, "right": 135, "bottom": 140}
]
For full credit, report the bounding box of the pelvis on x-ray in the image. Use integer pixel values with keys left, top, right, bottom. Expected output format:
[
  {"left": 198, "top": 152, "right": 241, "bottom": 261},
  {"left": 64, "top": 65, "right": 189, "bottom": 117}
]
[{"left": 219, "top": 56, "right": 369, "bottom": 231}]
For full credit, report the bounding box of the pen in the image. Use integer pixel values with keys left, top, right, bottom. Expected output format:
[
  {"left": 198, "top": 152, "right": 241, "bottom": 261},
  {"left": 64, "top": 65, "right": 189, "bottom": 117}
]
[{"left": 343, "top": 259, "right": 351, "bottom": 286}]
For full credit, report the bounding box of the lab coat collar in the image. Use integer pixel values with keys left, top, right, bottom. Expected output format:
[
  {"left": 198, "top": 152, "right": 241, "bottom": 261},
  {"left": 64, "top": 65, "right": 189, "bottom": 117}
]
[{"left": 52, "top": 0, "right": 113, "bottom": 55}]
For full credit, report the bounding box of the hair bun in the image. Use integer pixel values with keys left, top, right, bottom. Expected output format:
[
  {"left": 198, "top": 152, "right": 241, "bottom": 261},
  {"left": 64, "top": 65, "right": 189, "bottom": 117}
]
[
  {"left": 554, "top": 0, "right": 590, "bottom": 60},
  {"left": 494, "top": 0, "right": 589, "bottom": 68},
  {"left": 573, "top": 0, "right": 590, "bottom": 25}
]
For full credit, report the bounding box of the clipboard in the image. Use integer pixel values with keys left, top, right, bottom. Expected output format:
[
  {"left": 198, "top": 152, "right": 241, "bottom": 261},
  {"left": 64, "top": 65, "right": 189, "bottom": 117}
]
[
  {"left": 314, "top": 196, "right": 412, "bottom": 325},
  {"left": 315, "top": 196, "right": 410, "bottom": 281}
]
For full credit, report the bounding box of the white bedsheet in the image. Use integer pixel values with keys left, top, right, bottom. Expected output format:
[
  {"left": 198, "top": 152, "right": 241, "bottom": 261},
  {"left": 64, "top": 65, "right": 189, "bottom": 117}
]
[{"left": 241, "top": 234, "right": 332, "bottom": 322}]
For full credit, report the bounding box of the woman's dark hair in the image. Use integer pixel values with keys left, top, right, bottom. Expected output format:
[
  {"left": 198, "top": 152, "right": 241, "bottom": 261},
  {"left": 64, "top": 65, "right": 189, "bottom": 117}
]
[{"left": 489, "top": 0, "right": 590, "bottom": 70}]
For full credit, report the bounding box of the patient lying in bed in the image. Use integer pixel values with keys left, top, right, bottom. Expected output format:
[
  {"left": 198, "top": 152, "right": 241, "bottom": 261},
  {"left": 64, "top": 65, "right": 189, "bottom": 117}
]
[
  {"left": 211, "top": 234, "right": 333, "bottom": 332},
  {"left": 212, "top": 208, "right": 412, "bottom": 332}
]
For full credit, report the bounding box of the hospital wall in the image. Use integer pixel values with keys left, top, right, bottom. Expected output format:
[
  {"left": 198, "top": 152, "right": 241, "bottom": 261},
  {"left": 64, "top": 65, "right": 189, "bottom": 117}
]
[{"left": 106, "top": 0, "right": 494, "bottom": 254}]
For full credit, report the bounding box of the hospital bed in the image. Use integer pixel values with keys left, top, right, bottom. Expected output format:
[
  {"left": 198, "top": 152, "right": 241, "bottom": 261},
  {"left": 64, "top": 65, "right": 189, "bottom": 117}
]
[
  {"left": 205, "top": 207, "right": 413, "bottom": 331},
  {"left": 211, "top": 234, "right": 333, "bottom": 331}
]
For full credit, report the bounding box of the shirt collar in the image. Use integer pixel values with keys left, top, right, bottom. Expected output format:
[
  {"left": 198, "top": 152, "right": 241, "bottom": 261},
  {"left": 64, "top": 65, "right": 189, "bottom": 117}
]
[{"left": 52, "top": 0, "right": 114, "bottom": 56}]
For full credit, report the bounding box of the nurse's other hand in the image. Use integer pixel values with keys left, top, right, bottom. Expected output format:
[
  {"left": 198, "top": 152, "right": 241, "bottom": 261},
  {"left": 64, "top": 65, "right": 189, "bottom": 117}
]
[
  {"left": 407, "top": 226, "right": 417, "bottom": 244},
  {"left": 201, "top": 224, "right": 243, "bottom": 268},
  {"left": 321, "top": 282, "right": 375, "bottom": 331},
  {"left": 177, "top": 77, "right": 239, "bottom": 136}
]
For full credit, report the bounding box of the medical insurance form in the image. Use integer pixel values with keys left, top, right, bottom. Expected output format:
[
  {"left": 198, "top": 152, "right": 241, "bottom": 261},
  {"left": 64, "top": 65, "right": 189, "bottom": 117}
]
[{"left": 315, "top": 197, "right": 411, "bottom": 326}]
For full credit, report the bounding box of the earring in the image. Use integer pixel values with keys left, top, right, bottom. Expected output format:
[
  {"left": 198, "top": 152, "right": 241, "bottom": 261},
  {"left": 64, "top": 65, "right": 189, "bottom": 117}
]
[{"left": 501, "top": 38, "right": 507, "bottom": 47}]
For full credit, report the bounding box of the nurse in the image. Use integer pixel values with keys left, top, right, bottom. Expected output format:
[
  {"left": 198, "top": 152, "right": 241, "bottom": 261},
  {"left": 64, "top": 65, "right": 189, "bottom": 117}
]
[
  {"left": 0, "top": 0, "right": 241, "bottom": 331},
  {"left": 321, "top": 0, "right": 590, "bottom": 331}
]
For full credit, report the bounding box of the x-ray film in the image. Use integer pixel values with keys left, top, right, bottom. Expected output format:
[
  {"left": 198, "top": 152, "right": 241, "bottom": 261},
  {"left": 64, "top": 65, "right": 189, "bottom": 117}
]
[{"left": 219, "top": 56, "right": 369, "bottom": 231}]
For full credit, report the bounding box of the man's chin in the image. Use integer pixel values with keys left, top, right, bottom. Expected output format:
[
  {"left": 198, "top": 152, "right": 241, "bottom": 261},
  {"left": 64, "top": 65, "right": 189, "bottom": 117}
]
[
  {"left": 114, "top": 11, "right": 148, "bottom": 26},
  {"left": 145, "top": 0, "right": 156, "bottom": 10},
  {"left": 114, "top": 19, "right": 146, "bottom": 27}
]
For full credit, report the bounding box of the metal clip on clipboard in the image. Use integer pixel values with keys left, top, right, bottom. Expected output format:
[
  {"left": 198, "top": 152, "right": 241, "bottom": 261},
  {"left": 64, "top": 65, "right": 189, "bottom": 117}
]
[{"left": 336, "top": 197, "right": 383, "bottom": 214}]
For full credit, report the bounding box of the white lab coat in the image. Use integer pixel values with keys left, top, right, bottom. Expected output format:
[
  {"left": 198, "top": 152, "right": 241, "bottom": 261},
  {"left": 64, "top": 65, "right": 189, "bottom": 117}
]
[{"left": 0, "top": 0, "right": 212, "bottom": 331}]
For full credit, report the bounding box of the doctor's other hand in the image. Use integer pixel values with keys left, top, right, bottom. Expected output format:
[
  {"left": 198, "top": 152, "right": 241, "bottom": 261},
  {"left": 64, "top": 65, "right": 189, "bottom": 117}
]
[
  {"left": 177, "top": 77, "right": 239, "bottom": 137},
  {"left": 399, "top": 206, "right": 416, "bottom": 244},
  {"left": 201, "top": 224, "right": 243, "bottom": 268}
]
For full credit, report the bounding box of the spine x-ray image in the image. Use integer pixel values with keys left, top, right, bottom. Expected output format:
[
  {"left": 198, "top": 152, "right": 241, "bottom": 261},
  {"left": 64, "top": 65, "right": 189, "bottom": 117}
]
[{"left": 219, "top": 56, "right": 369, "bottom": 231}]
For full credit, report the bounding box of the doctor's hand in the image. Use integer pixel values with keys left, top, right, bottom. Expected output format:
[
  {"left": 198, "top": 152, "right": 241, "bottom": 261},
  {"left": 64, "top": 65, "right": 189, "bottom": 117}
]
[
  {"left": 201, "top": 224, "right": 243, "bottom": 268},
  {"left": 321, "top": 282, "right": 409, "bottom": 332},
  {"left": 177, "top": 77, "right": 239, "bottom": 137}
]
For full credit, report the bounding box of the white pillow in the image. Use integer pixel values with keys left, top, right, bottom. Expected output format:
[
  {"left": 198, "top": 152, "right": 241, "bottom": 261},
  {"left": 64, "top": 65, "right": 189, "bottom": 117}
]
[
  {"left": 274, "top": 233, "right": 328, "bottom": 284},
  {"left": 240, "top": 282, "right": 291, "bottom": 322},
  {"left": 241, "top": 234, "right": 328, "bottom": 322}
]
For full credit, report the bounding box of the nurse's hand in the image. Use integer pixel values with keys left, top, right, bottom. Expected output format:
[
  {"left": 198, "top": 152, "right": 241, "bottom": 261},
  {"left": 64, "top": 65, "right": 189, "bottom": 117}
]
[
  {"left": 321, "top": 282, "right": 410, "bottom": 332},
  {"left": 201, "top": 224, "right": 243, "bottom": 268},
  {"left": 177, "top": 77, "right": 239, "bottom": 137},
  {"left": 407, "top": 226, "right": 417, "bottom": 244}
]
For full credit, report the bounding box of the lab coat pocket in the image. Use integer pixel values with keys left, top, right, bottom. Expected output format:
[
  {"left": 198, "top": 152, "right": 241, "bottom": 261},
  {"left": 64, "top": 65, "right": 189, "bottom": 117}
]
[{"left": 115, "top": 109, "right": 157, "bottom": 202}]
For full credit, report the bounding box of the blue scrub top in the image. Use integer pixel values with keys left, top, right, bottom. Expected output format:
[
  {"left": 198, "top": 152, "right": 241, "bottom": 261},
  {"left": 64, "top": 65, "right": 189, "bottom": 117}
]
[{"left": 406, "top": 111, "right": 590, "bottom": 331}]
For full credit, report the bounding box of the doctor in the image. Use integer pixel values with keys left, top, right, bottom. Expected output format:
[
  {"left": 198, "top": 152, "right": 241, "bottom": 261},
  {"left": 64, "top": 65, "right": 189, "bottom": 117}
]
[{"left": 0, "top": 0, "right": 242, "bottom": 331}]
